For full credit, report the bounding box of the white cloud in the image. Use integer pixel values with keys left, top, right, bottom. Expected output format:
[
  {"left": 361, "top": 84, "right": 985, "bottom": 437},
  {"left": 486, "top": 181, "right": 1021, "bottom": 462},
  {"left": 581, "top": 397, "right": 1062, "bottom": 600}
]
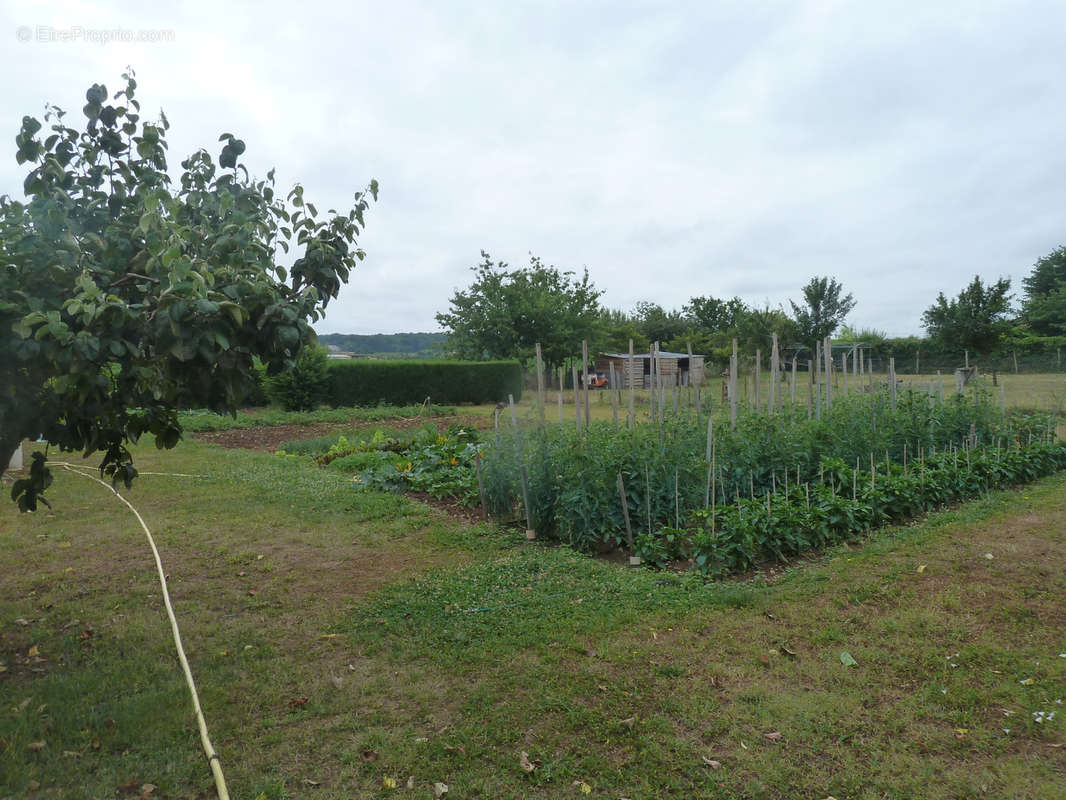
[{"left": 2, "top": 0, "right": 1065, "bottom": 338}]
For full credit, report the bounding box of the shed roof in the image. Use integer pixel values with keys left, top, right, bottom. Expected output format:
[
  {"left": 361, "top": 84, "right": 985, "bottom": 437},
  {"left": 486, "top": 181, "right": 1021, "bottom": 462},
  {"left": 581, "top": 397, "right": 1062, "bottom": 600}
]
[{"left": 600, "top": 351, "right": 702, "bottom": 360}]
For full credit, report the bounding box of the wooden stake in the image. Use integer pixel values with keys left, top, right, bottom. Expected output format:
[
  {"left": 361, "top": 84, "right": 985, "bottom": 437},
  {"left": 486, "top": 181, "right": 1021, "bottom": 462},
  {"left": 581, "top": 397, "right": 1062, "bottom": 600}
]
[
  {"left": 508, "top": 394, "right": 534, "bottom": 539},
  {"left": 571, "top": 364, "right": 582, "bottom": 434},
  {"left": 557, "top": 366, "right": 564, "bottom": 423},
  {"left": 582, "top": 340, "right": 591, "bottom": 427},
  {"left": 755, "top": 348, "right": 762, "bottom": 413},
  {"left": 628, "top": 338, "right": 636, "bottom": 429},
  {"left": 730, "top": 338, "right": 739, "bottom": 431},
  {"left": 704, "top": 416, "right": 714, "bottom": 508},
  {"left": 535, "top": 342, "right": 546, "bottom": 426},
  {"left": 475, "top": 452, "right": 487, "bottom": 521},
  {"left": 609, "top": 361, "right": 619, "bottom": 425},
  {"left": 617, "top": 473, "right": 639, "bottom": 566}
]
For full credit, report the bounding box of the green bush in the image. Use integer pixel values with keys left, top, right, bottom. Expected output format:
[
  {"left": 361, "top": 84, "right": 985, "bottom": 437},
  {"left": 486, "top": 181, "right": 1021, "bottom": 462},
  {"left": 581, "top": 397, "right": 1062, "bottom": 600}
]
[
  {"left": 265, "top": 345, "right": 332, "bottom": 411},
  {"left": 326, "top": 360, "right": 522, "bottom": 406}
]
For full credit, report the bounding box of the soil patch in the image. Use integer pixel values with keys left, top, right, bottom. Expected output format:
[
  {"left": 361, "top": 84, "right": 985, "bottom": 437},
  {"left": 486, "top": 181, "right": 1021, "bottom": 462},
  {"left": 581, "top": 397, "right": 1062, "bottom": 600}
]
[
  {"left": 406, "top": 490, "right": 486, "bottom": 525},
  {"left": 191, "top": 414, "right": 492, "bottom": 452}
]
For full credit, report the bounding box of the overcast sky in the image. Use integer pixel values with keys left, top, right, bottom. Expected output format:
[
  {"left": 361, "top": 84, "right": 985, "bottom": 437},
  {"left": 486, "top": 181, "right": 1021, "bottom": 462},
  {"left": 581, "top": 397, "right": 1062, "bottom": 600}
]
[{"left": 4, "top": 0, "right": 1065, "bottom": 337}]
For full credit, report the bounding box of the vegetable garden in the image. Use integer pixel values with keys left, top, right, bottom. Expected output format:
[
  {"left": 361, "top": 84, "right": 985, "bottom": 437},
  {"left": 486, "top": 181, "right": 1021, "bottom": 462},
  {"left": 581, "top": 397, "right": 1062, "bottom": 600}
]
[{"left": 294, "top": 383, "right": 1064, "bottom": 576}]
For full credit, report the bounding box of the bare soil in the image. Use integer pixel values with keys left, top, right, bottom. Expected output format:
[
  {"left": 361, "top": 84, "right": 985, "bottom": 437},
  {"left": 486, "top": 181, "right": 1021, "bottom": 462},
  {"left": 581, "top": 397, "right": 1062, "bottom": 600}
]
[{"left": 191, "top": 414, "right": 492, "bottom": 452}]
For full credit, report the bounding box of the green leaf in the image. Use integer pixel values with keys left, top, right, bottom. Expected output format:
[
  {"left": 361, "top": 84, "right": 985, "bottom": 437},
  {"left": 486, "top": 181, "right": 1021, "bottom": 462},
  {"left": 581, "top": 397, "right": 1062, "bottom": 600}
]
[{"left": 839, "top": 651, "right": 858, "bottom": 667}]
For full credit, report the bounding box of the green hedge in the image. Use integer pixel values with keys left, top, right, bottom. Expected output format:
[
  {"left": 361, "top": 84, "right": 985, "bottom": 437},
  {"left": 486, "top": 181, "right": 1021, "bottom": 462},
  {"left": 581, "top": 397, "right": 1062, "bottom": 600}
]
[{"left": 326, "top": 360, "right": 523, "bottom": 406}]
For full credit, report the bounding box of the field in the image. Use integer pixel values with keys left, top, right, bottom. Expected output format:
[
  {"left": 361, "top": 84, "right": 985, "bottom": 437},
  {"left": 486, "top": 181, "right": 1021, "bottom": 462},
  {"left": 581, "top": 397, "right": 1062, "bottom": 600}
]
[{"left": 2, "top": 385, "right": 1065, "bottom": 798}]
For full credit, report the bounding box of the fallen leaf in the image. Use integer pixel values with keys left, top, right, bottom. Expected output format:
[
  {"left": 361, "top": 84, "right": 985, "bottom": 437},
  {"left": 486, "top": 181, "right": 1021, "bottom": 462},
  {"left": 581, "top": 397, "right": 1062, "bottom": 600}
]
[
  {"left": 320, "top": 633, "right": 341, "bottom": 640},
  {"left": 28, "top": 780, "right": 40, "bottom": 791},
  {"left": 597, "top": 684, "right": 608, "bottom": 692},
  {"left": 28, "top": 741, "right": 45, "bottom": 751},
  {"left": 329, "top": 676, "right": 343, "bottom": 689},
  {"left": 758, "top": 653, "right": 770, "bottom": 666},
  {"left": 763, "top": 731, "right": 782, "bottom": 741},
  {"left": 1019, "top": 678, "right": 1035, "bottom": 686},
  {"left": 405, "top": 776, "right": 414, "bottom": 789},
  {"left": 839, "top": 651, "right": 858, "bottom": 667},
  {"left": 15, "top": 618, "right": 29, "bottom": 626},
  {"left": 63, "top": 750, "right": 82, "bottom": 758},
  {"left": 288, "top": 696, "right": 309, "bottom": 708},
  {"left": 1048, "top": 742, "right": 1066, "bottom": 749},
  {"left": 247, "top": 589, "right": 258, "bottom": 596},
  {"left": 519, "top": 751, "right": 540, "bottom": 773},
  {"left": 433, "top": 782, "right": 449, "bottom": 798},
  {"left": 954, "top": 728, "right": 968, "bottom": 739},
  {"left": 140, "top": 784, "right": 156, "bottom": 798},
  {"left": 701, "top": 756, "right": 722, "bottom": 769},
  {"left": 620, "top": 716, "right": 636, "bottom": 728},
  {"left": 382, "top": 776, "right": 398, "bottom": 789},
  {"left": 444, "top": 743, "right": 466, "bottom": 756},
  {"left": 572, "top": 779, "right": 592, "bottom": 794},
  {"left": 27, "top": 645, "right": 39, "bottom": 658},
  {"left": 781, "top": 645, "right": 797, "bottom": 658},
  {"left": 303, "top": 779, "right": 320, "bottom": 786},
  {"left": 916, "top": 565, "right": 926, "bottom": 573},
  {"left": 361, "top": 749, "right": 379, "bottom": 762},
  {"left": 17, "top": 698, "right": 31, "bottom": 712},
  {"left": 984, "top": 553, "right": 994, "bottom": 560}
]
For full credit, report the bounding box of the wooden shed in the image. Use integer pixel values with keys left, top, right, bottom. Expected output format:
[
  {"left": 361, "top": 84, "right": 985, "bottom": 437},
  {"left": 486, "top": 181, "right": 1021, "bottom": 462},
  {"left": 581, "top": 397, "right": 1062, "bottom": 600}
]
[{"left": 594, "top": 351, "right": 706, "bottom": 389}]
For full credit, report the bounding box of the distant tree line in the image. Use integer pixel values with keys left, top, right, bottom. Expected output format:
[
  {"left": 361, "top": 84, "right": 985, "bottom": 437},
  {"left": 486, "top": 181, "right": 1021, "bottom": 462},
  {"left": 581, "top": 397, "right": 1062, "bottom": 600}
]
[
  {"left": 317, "top": 331, "right": 447, "bottom": 357},
  {"left": 431, "top": 246, "right": 1066, "bottom": 374}
]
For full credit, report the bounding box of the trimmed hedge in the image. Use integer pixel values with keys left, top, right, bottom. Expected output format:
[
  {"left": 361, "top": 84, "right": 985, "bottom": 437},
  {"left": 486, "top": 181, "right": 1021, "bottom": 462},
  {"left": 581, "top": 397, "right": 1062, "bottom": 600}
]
[{"left": 326, "top": 359, "right": 523, "bottom": 406}]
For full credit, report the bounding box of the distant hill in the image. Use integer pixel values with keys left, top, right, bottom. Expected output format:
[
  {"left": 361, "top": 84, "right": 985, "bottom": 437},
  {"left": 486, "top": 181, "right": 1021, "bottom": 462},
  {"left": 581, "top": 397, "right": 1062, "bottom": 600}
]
[{"left": 317, "top": 332, "right": 448, "bottom": 357}]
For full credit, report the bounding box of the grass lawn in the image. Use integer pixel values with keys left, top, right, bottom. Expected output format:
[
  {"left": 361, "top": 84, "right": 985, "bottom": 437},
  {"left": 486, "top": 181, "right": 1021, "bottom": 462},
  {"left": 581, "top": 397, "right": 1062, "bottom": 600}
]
[{"left": 2, "top": 431, "right": 1066, "bottom": 798}]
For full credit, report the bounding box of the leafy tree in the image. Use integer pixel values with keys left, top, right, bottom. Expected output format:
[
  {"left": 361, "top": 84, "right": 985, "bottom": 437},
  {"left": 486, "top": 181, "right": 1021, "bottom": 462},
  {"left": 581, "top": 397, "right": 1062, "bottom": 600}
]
[
  {"left": 1022, "top": 286, "right": 1066, "bottom": 336},
  {"left": 921, "top": 276, "right": 1013, "bottom": 359},
  {"left": 735, "top": 304, "right": 797, "bottom": 355},
  {"left": 632, "top": 301, "right": 688, "bottom": 345},
  {"left": 1021, "top": 246, "right": 1066, "bottom": 335},
  {"left": 596, "top": 308, "right": 648, "bottom": 353},
  {"left": 789, "top": 276, "right": 856, "bottom": 345},
  {"left": 436, "top": 251, "right": 603, "bottom": 374},
  {"left": 683, "top": 295, "right": 747, "bottom": 334},
  {"left": 1, "top": 73, "right": 376, "bottom": 509}
]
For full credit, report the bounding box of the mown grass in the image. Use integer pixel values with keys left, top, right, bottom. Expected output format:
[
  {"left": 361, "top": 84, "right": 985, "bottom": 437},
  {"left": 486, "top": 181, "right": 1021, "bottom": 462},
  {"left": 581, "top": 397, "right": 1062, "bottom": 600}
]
[{"left": 2, "top": 437, "right": 1065, "bottom": 798}]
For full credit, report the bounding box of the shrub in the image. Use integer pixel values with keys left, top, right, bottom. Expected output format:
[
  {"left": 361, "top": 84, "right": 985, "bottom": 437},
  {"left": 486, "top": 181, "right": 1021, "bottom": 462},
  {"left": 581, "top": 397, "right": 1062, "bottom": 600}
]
[
  {"left": 265, "top": 345, "right": 331, "bottom": 411},
  {"left": 326, "top": 360, "right": 522, "bottom": 406}
]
